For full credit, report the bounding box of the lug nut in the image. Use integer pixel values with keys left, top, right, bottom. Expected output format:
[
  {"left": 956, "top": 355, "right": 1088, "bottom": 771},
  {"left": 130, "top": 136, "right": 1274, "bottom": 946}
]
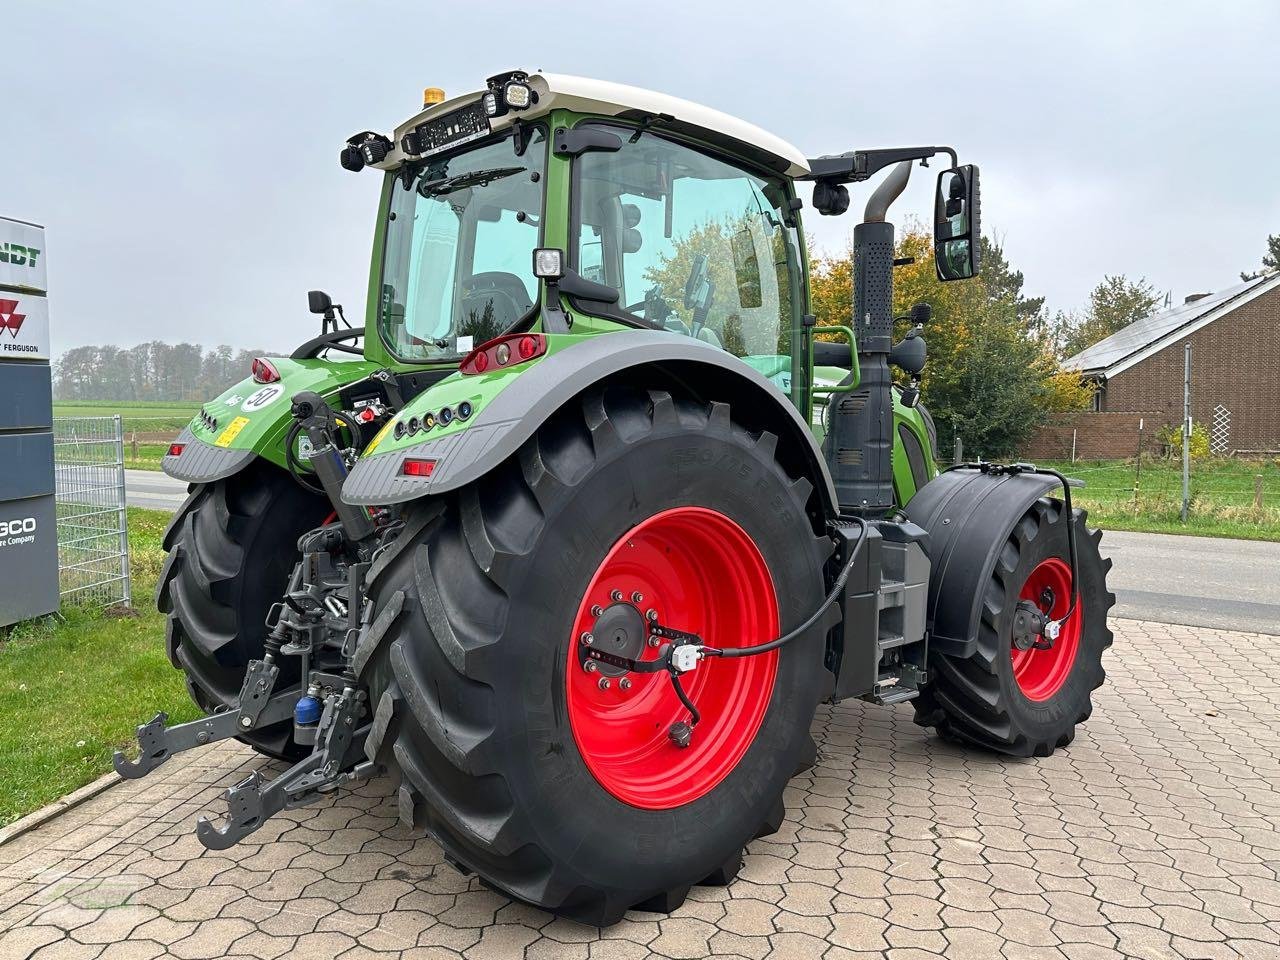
[
  {"left": 611, "top": 590, "right": 624, "bottom": 602},
  {"left": 631, "top": 592, "right": 644, "bottom": 604},
  {"left": 580, "top": 632, "right": 594, "bottom": 646},
  {"left": 646, "top": 609, "right": 659, "bottom": 622},
  {"left": 619, "top": 678, "right": 632, "bottom": 691},
  {"left": 598, "top": 677, "right": 611, "bottom": 690},
  {"left": 648, "top": 636, "right": 661, "bottom": 648},
  {"left": 584, "top": 661, "right": 598, "bottom": 673},
  {"left": 591, "top": 605, "right": 604, "bottom": 617}
]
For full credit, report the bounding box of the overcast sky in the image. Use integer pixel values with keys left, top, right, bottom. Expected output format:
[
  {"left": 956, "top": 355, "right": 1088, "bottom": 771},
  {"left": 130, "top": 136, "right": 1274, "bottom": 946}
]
[{"left": 6, "top": 1, "right": 1279, "bottom": 356}]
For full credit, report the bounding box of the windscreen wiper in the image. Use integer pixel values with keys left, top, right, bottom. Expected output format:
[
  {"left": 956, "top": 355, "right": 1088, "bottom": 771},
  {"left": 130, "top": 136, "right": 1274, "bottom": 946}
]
[{"left": 418, "top": 166, "right": 525, "bottom": 198}]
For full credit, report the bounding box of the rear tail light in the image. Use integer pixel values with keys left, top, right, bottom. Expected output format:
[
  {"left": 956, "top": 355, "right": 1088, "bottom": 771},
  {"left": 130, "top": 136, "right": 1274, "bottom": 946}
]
[
  {"left": 251, "top": 357, "right": 281, "bottom": 383},
  {"left": 401, "top": 458, "right": 437, "bottom": 478},
  {"left": 167, "top": 443, "right": 185, "bottom": 457},
  {"left": 460, "top": 333, "right": 546, "bottom": 375}
]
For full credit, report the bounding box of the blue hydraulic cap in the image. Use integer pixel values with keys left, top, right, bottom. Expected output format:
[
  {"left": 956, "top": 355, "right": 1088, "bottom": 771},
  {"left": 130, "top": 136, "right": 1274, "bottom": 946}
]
[{"left": 294, "top": 695, "right": 322, "bottom": 725}]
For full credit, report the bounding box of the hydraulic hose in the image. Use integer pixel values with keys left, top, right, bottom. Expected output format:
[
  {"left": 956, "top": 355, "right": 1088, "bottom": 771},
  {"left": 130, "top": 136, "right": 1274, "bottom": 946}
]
[{"left": 704, "top": 516, "right": 868, "bottom": 660}]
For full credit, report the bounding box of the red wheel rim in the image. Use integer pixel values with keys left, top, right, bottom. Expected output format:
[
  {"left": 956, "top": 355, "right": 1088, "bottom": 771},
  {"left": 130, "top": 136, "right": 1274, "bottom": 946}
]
[
  {"left": 1010, "top": 557, "right": 1082, "bottom": 701},
  {"left": 566, "top": 507, "right": 778, "bottom": 809}
]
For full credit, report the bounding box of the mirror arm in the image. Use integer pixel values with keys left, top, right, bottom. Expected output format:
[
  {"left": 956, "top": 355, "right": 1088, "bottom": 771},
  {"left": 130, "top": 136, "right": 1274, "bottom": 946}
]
[{"left": 804, "top": 146, "right": 957, "bottom": 184}]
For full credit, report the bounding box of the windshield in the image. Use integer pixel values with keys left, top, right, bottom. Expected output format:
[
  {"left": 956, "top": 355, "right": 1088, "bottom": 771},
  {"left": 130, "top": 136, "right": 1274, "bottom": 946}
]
[{"left": 379, "top": 127, "right": 547, "bottom": 361}]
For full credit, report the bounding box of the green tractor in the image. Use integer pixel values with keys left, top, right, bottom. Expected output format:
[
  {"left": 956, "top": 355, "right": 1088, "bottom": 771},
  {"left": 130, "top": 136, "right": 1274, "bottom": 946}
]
[{"left": 119, "top": 71, "right": 1113, "bottom": 924}]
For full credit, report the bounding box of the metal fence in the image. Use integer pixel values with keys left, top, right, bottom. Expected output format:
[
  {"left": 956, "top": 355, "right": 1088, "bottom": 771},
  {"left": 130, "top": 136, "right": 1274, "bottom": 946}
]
[{"left": 53, "top": 415, "right": 132, "bottom": 607}]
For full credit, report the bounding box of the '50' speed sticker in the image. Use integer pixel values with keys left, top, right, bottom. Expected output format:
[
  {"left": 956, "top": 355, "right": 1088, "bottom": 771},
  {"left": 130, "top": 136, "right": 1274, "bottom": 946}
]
[{"left": 241, "top": 385, "right": 284, "bottom": 412}]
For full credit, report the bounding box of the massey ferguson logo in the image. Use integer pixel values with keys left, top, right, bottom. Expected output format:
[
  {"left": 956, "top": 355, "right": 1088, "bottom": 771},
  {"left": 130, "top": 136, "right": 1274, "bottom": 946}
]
[{"left": 0, "top": 299, "right": 26, "bottom": 338}]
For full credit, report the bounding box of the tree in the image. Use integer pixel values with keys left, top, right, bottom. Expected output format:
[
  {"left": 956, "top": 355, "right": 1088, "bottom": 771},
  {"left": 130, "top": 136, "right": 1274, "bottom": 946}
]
[
  {"left": 1241, "top": 233, "right": 1280, "bottom": 281},
  {"left": 1053, "top": 274, "right": 1162, "bottom": 359},
  {"left": 53, "top": 341, "right": 279, "bottom": 401},
  {"left": 979, "top": 237, "right": 1046, "bottom": 327}
]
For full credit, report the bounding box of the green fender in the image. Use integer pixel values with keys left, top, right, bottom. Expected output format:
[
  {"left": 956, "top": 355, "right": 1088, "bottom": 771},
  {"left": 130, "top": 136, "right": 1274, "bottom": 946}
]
[{"left": 161, "top": 357, "right": 381, "bottom": 483}]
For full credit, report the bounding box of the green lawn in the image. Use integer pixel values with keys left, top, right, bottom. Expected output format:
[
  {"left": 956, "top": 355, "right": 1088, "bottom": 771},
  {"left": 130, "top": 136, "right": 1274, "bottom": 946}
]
[
  {"left": 124, "top": 442, "right": 170, "bottom": 471},
  {"left": 1040, "top": 457, "right": 1280, "bottom": 541},
  {"left": 54, "top": 400, "right": 198, "bottom": 436},
  {"left": 0, "top": 508, "right": 198, "bottom": 826}
]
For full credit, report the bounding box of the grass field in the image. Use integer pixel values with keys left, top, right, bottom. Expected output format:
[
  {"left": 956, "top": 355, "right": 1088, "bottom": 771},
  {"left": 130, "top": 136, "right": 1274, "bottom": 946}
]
[
  {"left": 54, "top": 400, "right": 198, "bottom": 436},
  {"left": 1042, "top": 457, "right": 1280, "bottom": 541},
  {"left": 0, "top": 508, "right": 198, "bottom": 826}
]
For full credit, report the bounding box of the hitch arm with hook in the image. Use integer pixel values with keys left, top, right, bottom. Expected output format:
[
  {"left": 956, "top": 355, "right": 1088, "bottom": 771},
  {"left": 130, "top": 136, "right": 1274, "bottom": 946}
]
[
  {"left": 195, "top": 687, "right": 374, "bottom": 849},
  {"left": 113, "top": 658, "right": 293, "bottom": 780}
]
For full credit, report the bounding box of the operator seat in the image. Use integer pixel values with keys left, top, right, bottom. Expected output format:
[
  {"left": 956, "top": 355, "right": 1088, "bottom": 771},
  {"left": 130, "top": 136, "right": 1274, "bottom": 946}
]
[{"left": 457, "top": 271, "right": 534, "bottom": 332}]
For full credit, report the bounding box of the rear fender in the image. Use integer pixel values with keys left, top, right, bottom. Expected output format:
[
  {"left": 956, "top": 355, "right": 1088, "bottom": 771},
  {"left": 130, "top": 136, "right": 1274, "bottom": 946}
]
[
  {"left": 343, "top": 330, "right": 837, "bottom": 518},
  {"left": 162, "top": 357, "right": 381, "bottom": 484},
  {"left": 902, "top": 467, "right": 1060, "bottom": 658}
]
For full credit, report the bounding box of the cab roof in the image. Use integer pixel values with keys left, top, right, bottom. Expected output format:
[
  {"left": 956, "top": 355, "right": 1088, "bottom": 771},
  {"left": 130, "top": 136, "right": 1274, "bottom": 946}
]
[{"left": 385, "top": 71, "right": 810, "bottom": 179}]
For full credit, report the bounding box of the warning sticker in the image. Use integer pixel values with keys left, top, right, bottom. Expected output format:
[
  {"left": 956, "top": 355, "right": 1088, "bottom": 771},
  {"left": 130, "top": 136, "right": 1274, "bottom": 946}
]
[{"left": 215, "top": 416, "right": 251, "bottom": 448}]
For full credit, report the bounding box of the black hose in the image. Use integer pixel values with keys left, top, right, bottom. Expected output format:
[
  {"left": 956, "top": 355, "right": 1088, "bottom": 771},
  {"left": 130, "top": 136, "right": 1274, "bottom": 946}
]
[
  {"left": 669, "top": 673, "right": 701, "bottom": 727},
  {"left": 705, "top": 516, "right": 868, "bottom": 660}
]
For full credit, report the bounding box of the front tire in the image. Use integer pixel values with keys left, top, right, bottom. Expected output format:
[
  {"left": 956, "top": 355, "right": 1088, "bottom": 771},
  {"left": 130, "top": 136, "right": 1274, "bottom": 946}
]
[
  {"left": 913, "top": 498, "right": 1114, "bottom": 757},
  {"left": 359, "top": 386, "right": 832, "bottom": 924}
]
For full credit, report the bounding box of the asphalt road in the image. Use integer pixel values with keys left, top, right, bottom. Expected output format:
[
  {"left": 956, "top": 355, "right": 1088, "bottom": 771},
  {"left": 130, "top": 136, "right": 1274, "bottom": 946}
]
[
  {"left": 1099, "top": 529, "right": 1279, "bottom": 635},
  {"left": 124, "top": 470, "right": 1277, "bottom": 634},
  {"left": 123, "top": 468, "right": 189, "bottom": 512}
]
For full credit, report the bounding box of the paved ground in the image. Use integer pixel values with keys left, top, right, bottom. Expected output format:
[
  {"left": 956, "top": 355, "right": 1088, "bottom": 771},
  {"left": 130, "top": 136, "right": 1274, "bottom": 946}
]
[
  {"left": 1099, "top": 531, "right": 1280, "bottom": 635},
  {"left": 3, "top": 617, "right": 1280, "bottom": 959}
]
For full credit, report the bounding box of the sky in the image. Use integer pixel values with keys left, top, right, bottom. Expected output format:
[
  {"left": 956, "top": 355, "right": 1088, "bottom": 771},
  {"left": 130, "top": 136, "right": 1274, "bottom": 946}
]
[{"left": 5, "top": 1, "right": 1279, "bottom": 357}]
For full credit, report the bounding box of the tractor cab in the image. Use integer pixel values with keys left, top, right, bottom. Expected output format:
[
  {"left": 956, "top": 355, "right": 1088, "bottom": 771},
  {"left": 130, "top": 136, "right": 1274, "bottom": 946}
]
[{"left": 346, "top": 71, "right": 816, "bottom": 407}]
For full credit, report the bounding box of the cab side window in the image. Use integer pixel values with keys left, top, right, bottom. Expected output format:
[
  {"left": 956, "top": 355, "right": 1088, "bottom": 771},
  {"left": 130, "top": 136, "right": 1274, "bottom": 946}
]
[{"left": 573, "top": 125, "right": 804, "bottom": 395}]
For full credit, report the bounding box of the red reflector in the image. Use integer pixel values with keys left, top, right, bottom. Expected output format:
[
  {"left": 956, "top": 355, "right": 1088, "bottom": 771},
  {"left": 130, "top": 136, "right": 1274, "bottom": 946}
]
[
  {"left": 460, "top": 333, "right": 547, "bottom": 375},
  {"left": 251, "top": 357, "right": 281, "bottom": 383},
  {"left": 401, "top": 458, "right": 437, "bottom": 477},
  {"left": 167, "top": 443, "right": 185, "bottom": 457}
]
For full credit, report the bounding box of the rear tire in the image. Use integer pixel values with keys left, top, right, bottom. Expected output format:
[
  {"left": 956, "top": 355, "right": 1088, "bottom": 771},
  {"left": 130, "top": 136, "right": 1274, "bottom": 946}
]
[
  {"left": 913, "top": 498, "right": 1114, "bottom": 757},
  {"left": 359, "top": 386, "right": 832, "bottom": 924},
  {"left": 157, "top": 460, "right": 329, "bottom": 759}
]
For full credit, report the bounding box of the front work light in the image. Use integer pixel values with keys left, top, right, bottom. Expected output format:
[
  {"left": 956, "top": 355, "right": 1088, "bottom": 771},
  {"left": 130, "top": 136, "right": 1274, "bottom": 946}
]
[
  {"left": 482, "top": 91, "right": 500, "bottom": 117},
  {"left": 533, "top": 248, "right": 563, "bottom": 280},
  {"left": 504, "top": 81, "right": 532, "bottom": 110},
  {"left": 340, "top": 131, "right": 393, "bottom": 173}
]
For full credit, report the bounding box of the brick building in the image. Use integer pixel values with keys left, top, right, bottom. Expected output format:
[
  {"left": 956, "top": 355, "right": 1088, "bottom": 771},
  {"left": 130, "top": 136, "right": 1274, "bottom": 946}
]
[{"left": 1023, "top": 272, "right": 1280, "bottom": 459}]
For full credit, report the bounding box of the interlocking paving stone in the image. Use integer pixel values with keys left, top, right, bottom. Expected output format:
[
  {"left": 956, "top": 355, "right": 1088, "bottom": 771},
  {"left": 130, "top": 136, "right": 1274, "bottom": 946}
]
[{"left": 2, "top": 617, "right": 1279, "bottom": 959}]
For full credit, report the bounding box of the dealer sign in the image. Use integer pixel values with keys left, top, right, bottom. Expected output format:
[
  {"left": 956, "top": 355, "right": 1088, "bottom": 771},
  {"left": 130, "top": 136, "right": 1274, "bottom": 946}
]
[{"left": 0, "top": 216, "right": 48, "bottom": 293}]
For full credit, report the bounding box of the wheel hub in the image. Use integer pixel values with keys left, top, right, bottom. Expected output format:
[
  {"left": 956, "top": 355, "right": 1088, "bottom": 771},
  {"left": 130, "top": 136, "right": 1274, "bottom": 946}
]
[
  {"left": 583, "top": 601, "right": 647, "bottom": 678},
  {"left": 1010, "top": 557, "right": 1082, "bottom": 701}
]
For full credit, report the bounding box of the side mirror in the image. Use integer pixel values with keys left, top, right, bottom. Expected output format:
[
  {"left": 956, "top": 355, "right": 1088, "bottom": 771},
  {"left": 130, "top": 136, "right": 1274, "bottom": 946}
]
[
  {"left": 934, "top": 165, "right": 981, "bottom": 281},
  {"left": 683, "top": 253, "right": 711, "bottom": 310},
  {"left": 308, "top": 290, "right": 333, "bottom": 315}
]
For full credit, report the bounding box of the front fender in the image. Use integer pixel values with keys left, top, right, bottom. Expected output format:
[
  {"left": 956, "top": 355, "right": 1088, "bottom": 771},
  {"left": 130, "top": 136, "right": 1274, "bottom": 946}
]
[
  {"left": 343, "top": 331, "right": 837, "bottom": 514},
  {"left": 903, "top": 467, "right": 1060, "bottom": 658},
  {"left": 162, "top": 357, "right": 380, "bottom": 484}
]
